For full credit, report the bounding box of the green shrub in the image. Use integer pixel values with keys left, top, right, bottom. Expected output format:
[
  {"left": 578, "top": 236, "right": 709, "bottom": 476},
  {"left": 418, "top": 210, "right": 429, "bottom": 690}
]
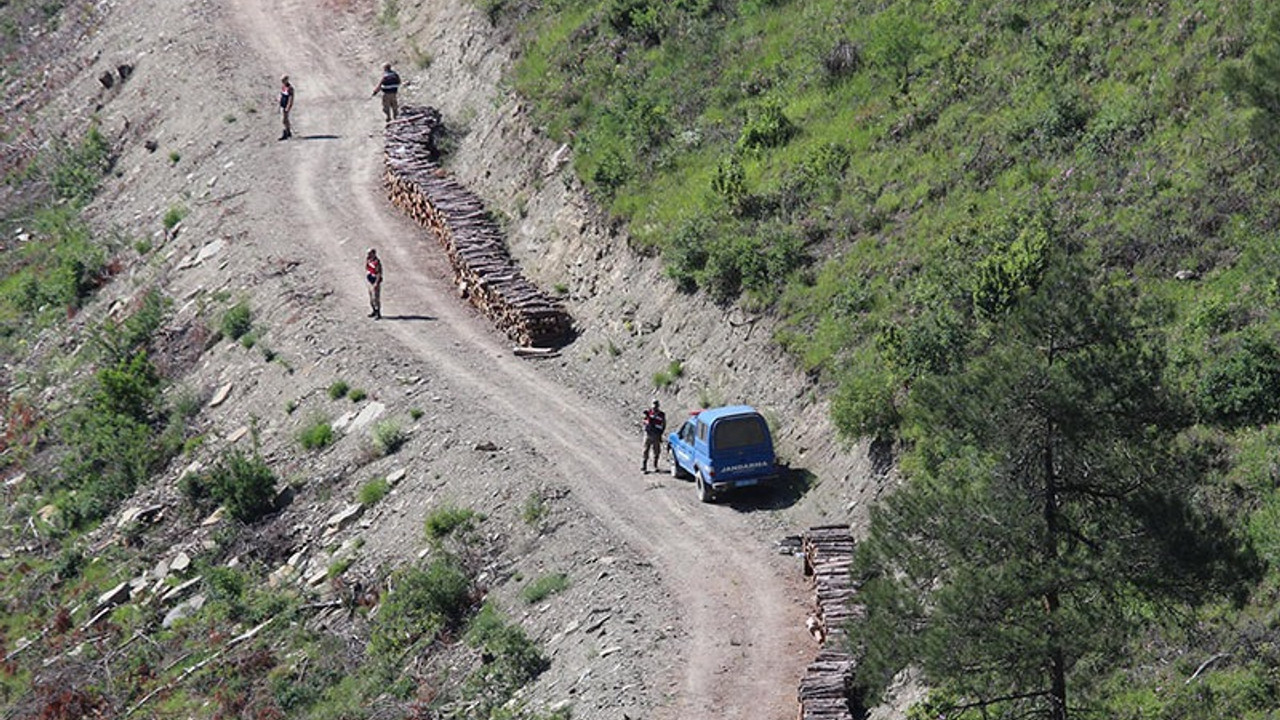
[
  {"left": 522, "top": 493, "right": 548, "bottom": 526},
  {"left": 1197, "top": 333, "right": 1280, "bottom": 427},
  {"left": 424, "top": 505, "right": 482, "bottom": 541},
  {"left": 358, "top": 477, "right": 391, "bottom": 506},
  {"left": 653, "top": 359, "right": 684, "bottom": 388},
  {"left": 57, "top": 351, "right": 168, "bottom": 528},
  {"left": 50, "top": 125, "right": 112, "bottom": 206},
  {"left": 368, "top": 556, "right": 472, "bottom": 656},
  {"left": 327, "top": 380, "right": 349, "bottom": 400},
  {"left": 168, "top": 150, "right": 181, "bottom": 164},
  {"left": 462, "top": 603, "right": 549, "bottom": 709},
  {"left": 371, "top": 420, "right": 406, "bottom": 456},
  {"left": 299, "top": 417, "right": 335, "bottom": 450},
  {"left": 521, "top": 573, "right": 570, "bottom": 604},
  {"left": 831, "top": 364, "right": 900, "bottom": 441},
  {"left": 205, "top": 449, "right": 277, "bottom": 523},
  {"left": 162, "top": 204, "right": 187, "bottom": 230},
  {"left": 348, "top": 388, "right": 367, "bottom": 402},
  {"left": 737, "top": 98, "right": 795, "bottom": 152},
  {"left": 409, "top": 408, "right": 424, "bottom": 421},
  {"left": 221, "top": 302, "right": 252, "bottom": 340}
]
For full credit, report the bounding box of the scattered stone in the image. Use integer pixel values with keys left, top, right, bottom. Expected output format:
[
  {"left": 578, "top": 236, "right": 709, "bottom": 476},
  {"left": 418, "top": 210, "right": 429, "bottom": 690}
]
[
  {"left": 347, "top": 402, "right": 386, "bottom": 433},
  {"left": 170, "top": 551, "right": 192, "bottom": 574},
  {"left": 4, "top": 473, "right": 26, "bottom": 489},
  {"left": 97, "top": 581, "right": 131, "bottom": 610},
  {"left": 1175, "top": 269, "right": 1199, "bottom": 281},
  {"left": 98, "top": 71, "right": 115, "bottom": 88},
  {"left": 326, "top": 503, "right": 364, "bottom": 536},
  {"left": 201, "top": 507, "right": 225, "bottom": 526},
  {"left": 209, "top": 383, "right": 233, "bottom": 408},
  {"left": 36, "top": 505, "right": 59, "bottom": 524},
  {"left": 600, "top": 646, "right": 622, "bottom": 657},
  {"left": 226, "top": 425, "right": 249, "bottom": 443},
  {"left": 160, "top": 576, "right": 202, "bottom": 604},
  {"left": 117, "top": 504, "right": 163, "bottom": 528},
  {"left": 144, "top": 139, "right": 158, "bottom": 152},
  {"left": 163, "top": 594, "right": 205, "bottom": 628},
  {"left": 475, "top": 441, "right": 500, "bottom": 452},
  {"left": 386, "top": 468, "right": 407, "bottom": 486}
]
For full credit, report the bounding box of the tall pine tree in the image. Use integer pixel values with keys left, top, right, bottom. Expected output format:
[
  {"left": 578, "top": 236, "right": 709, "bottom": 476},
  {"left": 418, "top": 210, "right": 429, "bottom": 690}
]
[{"left": 850, "top": 256, "right": 1254, "bottom": 719}]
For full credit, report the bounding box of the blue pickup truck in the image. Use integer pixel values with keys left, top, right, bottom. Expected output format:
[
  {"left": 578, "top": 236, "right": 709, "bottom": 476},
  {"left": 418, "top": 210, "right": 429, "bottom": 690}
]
[{"left": 666, "top": 405, "right": 778, "bottom": 503}]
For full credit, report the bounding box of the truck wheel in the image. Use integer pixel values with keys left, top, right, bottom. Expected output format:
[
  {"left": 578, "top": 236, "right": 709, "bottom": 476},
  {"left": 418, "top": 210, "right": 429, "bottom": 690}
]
[
  {"left": 696, "top": 472, "right": 713, "bottom": 503},
  {"left": 668, "top": 447, "right": 687, "bottom": 479}
]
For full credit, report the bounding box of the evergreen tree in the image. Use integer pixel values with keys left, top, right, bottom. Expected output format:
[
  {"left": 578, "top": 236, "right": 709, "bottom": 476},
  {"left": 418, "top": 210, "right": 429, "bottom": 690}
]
[{"left": 850, "top": 256, "right": 1255, "bottom": 719}]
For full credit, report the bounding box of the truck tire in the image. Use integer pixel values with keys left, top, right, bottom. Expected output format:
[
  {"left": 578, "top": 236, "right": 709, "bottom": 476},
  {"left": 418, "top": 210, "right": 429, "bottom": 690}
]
[
  {"left": 669, "top": 446, "right": 688, "bottom": 479},
  {"left": 696, "top": 472, "right": 714, "bottom": 503}
]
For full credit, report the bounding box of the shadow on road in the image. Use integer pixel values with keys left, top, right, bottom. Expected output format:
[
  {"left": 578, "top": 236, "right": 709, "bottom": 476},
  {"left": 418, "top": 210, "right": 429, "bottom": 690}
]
[
  {"left": 380, "top": 314, "right": 433, "bottom": 321},
  {"left": 296, "top": 134, "right": 342, "bottom": 140},
  {"left": 725, "top": 466, "right": 814, "bottom": 512}
]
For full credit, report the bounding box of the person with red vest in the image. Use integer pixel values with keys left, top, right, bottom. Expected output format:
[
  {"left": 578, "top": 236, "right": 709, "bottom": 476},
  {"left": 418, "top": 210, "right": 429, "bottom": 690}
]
[
  {"left": 365, "top": 248, "right": 383, "bottom": 319},
  {"left": 641, "top": 398, "right": 666, "bottom": 473}
]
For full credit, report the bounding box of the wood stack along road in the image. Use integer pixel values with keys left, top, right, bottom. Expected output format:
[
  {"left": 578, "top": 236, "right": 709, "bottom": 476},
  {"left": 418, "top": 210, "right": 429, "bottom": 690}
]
[
  {"left": 799, "top": 525, "right": 862, "bottom": 720},
  {"left": 383, "top": 105, "right": 571, "bottom": 348}
]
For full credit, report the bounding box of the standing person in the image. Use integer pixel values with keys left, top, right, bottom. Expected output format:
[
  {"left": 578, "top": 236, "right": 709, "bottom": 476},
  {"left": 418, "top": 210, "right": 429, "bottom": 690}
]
[
  {"left": 641, "top": 399, "right": 666, "bottom": 473},
  {"left": 371, "top": 63, "right": 401, "bottom": 123},
  {"left": 365, "top": 248, "right": 383, "bottom": 320},
  {"left": 279, "top": 75, "right": 294, "bottom": 140}
]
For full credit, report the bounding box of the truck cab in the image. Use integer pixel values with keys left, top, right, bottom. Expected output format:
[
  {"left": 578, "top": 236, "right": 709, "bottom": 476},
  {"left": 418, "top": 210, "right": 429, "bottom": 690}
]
[{"left": 666, "top": 405, "right": 778, "bottom": 503}]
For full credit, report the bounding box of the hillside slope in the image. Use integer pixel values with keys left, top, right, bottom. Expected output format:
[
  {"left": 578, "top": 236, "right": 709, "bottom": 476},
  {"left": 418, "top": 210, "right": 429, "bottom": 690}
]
[{"left": 1, "top": 0, "right": 881, "bottom": 718}]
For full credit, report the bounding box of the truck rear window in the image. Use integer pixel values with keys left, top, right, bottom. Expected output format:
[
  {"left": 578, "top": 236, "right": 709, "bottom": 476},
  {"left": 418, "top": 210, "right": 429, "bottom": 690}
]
[{"left": 713, "top": 416, "right": 767, "bottom": 450}]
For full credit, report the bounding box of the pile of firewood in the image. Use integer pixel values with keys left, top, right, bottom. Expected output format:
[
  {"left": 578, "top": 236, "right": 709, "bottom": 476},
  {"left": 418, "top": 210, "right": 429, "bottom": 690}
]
[
  {"left": 797, "top": 525, "right": 863, "bottom": 720},
  {"left": 382, "top": 105, "right": 571, "bottom": 348}
]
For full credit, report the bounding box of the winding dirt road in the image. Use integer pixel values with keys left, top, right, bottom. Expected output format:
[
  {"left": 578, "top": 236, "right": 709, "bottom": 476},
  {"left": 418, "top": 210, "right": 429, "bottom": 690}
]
[{"left": 222, "top": 1, "right": 810, "bottom": 717}]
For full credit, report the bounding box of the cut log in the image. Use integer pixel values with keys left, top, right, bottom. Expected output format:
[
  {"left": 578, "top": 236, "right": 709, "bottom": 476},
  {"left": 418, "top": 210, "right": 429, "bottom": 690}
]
[{"left": 383, "top": 106, "right": 572, "bottom": 348}]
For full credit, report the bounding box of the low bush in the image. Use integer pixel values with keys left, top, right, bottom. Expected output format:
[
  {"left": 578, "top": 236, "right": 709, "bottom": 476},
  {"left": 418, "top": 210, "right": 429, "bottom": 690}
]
[
  {"left": 327, "top": 380, "right": 349, "bottom": 400},
  {"left": 162, "top": 204, "right": 187, "bottom": 230},
  {"left": 348, "top": 388, "right": 367, "bottom": 402},
  {"left": 221, "top": 302, "right": 252, "bottom": 340},
  {"left": 371, "top": 420, "right": 406, "bottom": 456},
  {"left": 205, "top": 449, "right": 277, "bottom": 523},
  {"left": 358, "top": 477, "right": 390, "bottom": 506},
  {"left": 424, "top": 506, "right": 482, "bottom": 541},
  {"left": 521, "top": 573, "right": 570, "bottom": 604},
  {"left": 368, "top": 556, "right": 472, "bottom": 657},
  {"left": 299, "top": 417, "right": 335, "bottom": 450},
  {"left": 461, "top": 603, "right": 549, "bottom": 712}
]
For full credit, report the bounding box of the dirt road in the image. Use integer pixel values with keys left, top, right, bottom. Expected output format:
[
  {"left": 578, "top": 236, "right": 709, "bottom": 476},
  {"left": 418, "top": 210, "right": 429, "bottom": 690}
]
[{"left": 219, "top": 0, "right": 810, "bottom": 717}]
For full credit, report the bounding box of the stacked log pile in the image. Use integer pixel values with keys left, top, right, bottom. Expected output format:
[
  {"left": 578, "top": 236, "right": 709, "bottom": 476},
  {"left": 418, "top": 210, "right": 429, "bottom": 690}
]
[
  {"left": 798, "top": 524, "right": 862, "bottom": 720},
  {"left": 382, "top": 105, "right": 571, "bottom": 348}
]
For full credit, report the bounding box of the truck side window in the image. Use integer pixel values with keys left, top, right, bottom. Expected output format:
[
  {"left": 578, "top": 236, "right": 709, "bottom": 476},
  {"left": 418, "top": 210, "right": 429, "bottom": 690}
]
[
  {"left": 697, "top": 421, "right": 707, "bottom": 443},
  {"left": 681, "top": 422, "right": 694, "bottom": 442}
]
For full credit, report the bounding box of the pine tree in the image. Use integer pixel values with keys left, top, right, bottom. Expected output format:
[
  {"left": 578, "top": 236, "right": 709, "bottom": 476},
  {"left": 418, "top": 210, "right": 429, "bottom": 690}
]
[{"left": 850, "top": 256, "right": 1255, "bottom": 719}]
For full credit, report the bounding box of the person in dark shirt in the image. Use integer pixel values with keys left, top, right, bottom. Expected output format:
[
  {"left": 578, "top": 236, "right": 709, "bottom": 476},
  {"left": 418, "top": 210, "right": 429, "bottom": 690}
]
[
  {"left": 641, "top": 399, "right": 666, "bottom": 473},
  {"left": 371, "top": 63, "right": 401, "bottom": 123},
  {"left": 279, "top": 75, "right": 294, "bottom": 140}
]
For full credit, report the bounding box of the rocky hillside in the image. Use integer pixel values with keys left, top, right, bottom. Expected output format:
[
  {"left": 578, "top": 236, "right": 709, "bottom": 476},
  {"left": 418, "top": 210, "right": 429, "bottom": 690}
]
[{"left": 0, "top": 1, "right": 881, "bottom": 718}]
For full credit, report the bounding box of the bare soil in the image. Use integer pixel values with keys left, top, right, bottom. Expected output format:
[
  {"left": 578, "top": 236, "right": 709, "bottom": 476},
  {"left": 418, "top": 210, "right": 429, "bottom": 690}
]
[{"left": 10, "top": 0, "right": 898, "bottom": 717}]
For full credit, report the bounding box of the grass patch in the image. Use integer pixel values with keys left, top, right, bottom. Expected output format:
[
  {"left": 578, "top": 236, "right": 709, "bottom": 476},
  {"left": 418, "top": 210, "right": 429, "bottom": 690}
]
[
  {"left": 521, "top": 572, "right": 570, "bottom": 604},
  {"left": 220, "top": 302, "right": 252, "bottom": 340},
  {"left": 299, "top": 416, "right": 335, "bottom": 451},
  {"left": 348, "top": 387, "right": 367, "bottom": 402},
  {"left": 327, "top": 380, "right": 349, "bottom": 400},
  {"left": 424, "top": 505, "right": 482, "bottom": 541},
  {"left": 652, "top": 359, "right": 684, "bottom": 388},
  {"left": 162, "top": 204, "right": 187, "bottom": 230},
  {"left": 371, "top": 419, "right": 406, "bottom": 456},
  {"left": 357, "top": 477, "right": 390, "bottom": 506}
]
